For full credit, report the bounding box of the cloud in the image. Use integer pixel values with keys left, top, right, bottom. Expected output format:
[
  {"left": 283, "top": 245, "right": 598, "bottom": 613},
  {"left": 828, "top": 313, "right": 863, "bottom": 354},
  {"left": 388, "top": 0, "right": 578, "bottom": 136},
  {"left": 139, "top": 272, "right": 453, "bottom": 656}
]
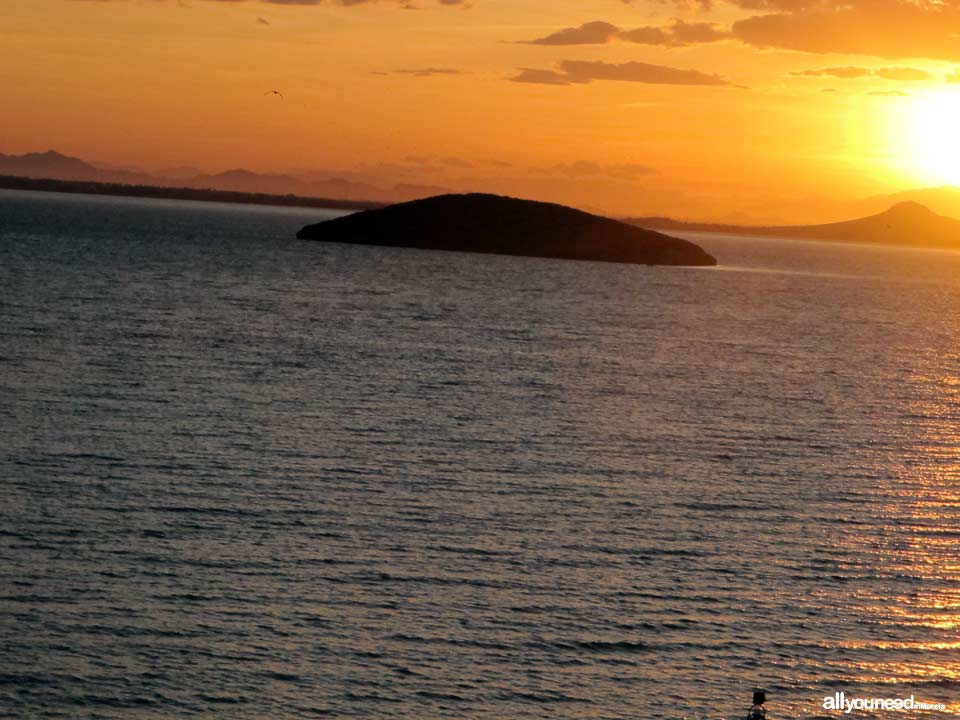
[
  {"left": 524, "top": 21, "right": 620, "bottom": 46},
  {"left": 391, "top": 67, "right": 463, "bottom": 76},
  {"left": 874, "top": 67, "right": 932, "bottom": 81},
  {"left": 441, "top": 156, "right": 473, "bottom": 168},
  {"left": 868, "top": 90, "right": 908, "bottom": 96},
  {"left": 512, "top": 60, "right": 733, "bottom": 87},
  {"left": 790, "top": 66, "right": 872, "bottom": 79},
  {"left": 541, "top": 3, "right": 960, "bottom": 62},
  {"left": 621, "top": 20, "right": 729, "bottom": 46},
  {"left": 790, "top": 66, "right": 932, "bottom": 81},
  {"left": 730, "top": 2, "right": 960, "bottom": 62},
  {"left": 536, "top": 161, "right": 658, "bottom": 180},
  {"left": 511, "top": 68, "right": 574, "bottom": 85},
  {"left": 948, "top": 69, "right": 960, "bottom": 83},
  {"left": 73, "top": 0, "right": 470, "bottom": 6},
  {"left": 521, "top": 19, "right": 729, "bottom": 47},
  {"left": 382, "top": 154, "right": 475, "bottom": 172}
]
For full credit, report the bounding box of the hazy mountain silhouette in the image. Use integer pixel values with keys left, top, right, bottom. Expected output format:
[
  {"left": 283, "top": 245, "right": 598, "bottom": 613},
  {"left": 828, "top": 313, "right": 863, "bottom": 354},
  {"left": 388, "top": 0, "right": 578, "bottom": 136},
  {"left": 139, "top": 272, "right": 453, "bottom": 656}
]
[
  {"left": 856, "top": 187, "right": 960, "bottom": 220},
  {"left": 297, "top": 193, "right": 717, "bottom": 266},
  {"left": 0, "top": 150, "right": 147, "bottom": 184},
  {"left": 0, "top": 150, "right": 91, "bottom": 176},
  {"left": 199, "top": 169, "right": 317, "bottom": 195},
  {"left": 7, "top": 149, "right": 960, "bottom": 226},
  {"left": 630, "top": 202, "right": 960, "bottom": 249},
  {"left": 0, "top": 149, "right": 451, "bottom": 204},
  {"left": 155, "top": 165, "right": 206, "bottom": 180}
]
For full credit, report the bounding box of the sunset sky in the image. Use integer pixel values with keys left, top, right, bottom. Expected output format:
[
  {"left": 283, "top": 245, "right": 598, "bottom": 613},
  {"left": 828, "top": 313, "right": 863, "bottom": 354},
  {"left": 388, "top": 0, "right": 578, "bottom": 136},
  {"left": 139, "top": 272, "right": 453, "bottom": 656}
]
[{"left": 6, "top": 0, "right": 960, "bottom": 220}]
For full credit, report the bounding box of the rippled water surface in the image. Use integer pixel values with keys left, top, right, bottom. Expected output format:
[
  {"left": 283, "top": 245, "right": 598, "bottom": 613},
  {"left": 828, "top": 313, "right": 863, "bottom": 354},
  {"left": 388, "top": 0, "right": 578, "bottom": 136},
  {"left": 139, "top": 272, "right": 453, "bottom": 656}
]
[{"left": 3, "top": 190, "right": 960, "bottom": 719}]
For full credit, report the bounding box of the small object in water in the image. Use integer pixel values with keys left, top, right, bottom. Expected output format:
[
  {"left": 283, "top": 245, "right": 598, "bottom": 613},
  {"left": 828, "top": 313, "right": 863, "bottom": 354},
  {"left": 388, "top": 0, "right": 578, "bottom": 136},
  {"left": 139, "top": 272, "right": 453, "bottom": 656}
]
[{"left": 746, "top": 688, "right": 767, "bottom": 720}]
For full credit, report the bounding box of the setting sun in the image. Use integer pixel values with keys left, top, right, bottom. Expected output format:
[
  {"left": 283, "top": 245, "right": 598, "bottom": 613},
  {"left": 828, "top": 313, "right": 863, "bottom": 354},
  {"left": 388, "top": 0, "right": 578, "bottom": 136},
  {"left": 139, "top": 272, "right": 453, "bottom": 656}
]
[{"left": 902, "top": 89, "right": 960, "bottom": 186}]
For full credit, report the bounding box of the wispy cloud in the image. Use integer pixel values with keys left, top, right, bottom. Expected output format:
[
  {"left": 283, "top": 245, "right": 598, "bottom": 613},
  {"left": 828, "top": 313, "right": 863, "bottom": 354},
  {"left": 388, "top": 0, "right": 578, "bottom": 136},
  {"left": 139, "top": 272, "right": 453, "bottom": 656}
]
[
  {"left": 520, "top": 19, "right": 728, "bottom": 48},
  {"left": 533, "top": 160, "right": 657, "bottom": 180},
  {"left": 72, "top": 0, "right": 471, "bottom": 7},
  {"left": 522, "top": 21, "right": 621, "bottom": 46},
  {"left": 390, "top": 67, "right": 464, "bottom": 77},
  {"left": 790, "top": 66, "right": 932, "bottom": 81},
  {"left": 730, "top": 1, "right": 960, "bottom": 62},
  {"left": 511, "top": 60, "right": 733, "bottom": 87}
]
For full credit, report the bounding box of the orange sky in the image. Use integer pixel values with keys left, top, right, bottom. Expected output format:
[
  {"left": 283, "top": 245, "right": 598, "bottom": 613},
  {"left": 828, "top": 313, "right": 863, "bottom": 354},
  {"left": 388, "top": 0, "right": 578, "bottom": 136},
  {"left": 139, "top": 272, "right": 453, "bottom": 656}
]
[{"left": 5, "top": 0, "right": 960, "bottom": 221}]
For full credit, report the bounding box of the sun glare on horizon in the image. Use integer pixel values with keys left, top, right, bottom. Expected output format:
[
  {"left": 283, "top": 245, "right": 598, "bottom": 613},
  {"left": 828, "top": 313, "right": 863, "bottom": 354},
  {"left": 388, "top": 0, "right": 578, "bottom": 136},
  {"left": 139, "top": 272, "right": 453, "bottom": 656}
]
[{"left": 898, "top": 89, "right": 960, "bottom": 187}]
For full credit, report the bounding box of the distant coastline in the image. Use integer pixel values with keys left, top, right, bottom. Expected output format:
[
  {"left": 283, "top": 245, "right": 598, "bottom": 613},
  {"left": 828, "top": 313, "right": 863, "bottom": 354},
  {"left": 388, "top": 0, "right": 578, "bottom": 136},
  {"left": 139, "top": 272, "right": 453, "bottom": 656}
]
[
  {"left": 629, "top": 202, "right": 960, "bottom": 250},
  {"left": 0, "top": 175, "right": 386, "bottom": 212}
]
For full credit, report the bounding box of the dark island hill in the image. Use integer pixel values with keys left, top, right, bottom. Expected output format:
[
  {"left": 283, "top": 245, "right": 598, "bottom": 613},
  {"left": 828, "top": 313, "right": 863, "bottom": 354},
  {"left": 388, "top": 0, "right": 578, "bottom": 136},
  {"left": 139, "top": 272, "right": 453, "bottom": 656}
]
[{"left": 297, "top": 193, "right": 718, "bottom": 267}]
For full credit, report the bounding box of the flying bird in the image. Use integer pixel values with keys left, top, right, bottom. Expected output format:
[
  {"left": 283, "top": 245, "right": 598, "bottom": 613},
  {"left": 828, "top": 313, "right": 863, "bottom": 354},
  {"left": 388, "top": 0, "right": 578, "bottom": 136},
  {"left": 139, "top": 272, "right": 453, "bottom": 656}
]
[{"left": 264, "top": 90, "right": 284, "bottom": 99}]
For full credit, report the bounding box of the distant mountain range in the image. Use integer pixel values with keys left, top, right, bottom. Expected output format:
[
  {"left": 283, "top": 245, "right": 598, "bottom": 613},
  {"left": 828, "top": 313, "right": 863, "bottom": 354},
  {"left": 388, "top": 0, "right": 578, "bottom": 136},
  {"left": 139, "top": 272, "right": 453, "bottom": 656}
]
[
  {"left": 0, "top": 150, "right": 450, "bottom": 204},
  {"left": 7, "top": 150, "right": 960, "bottom": 228},
  {"left": 630, "top": 202, "right": 960, "bottom": 249}
]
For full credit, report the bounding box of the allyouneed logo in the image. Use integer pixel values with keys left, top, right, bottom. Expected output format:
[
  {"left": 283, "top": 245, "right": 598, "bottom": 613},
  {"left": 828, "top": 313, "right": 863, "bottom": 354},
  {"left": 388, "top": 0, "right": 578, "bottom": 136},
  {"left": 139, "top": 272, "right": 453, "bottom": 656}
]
[{"left": 822, "top": 692, "right": 945, "bottom": 713}]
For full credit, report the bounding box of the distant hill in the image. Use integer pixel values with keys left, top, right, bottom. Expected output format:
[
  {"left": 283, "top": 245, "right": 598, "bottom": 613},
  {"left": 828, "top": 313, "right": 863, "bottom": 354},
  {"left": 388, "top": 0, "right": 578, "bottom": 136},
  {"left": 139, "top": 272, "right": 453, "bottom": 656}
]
[
  {"left": 629, "top": 202, "right": 960, "bottom": 250},
  {"left": 0, "top": 149, "right": 451, "bottom": 204},
  {"left": 0, "top": 150, "right": 91, "bottom": 178},
  {"left": 0, "top": 150, "right": 146, "bottom": 184},
  {"left": 858, "top": 187, "right": 960, "bottom": 220},
  {"left": 298, "top": 193, "right": 717, "bottom": 266}
]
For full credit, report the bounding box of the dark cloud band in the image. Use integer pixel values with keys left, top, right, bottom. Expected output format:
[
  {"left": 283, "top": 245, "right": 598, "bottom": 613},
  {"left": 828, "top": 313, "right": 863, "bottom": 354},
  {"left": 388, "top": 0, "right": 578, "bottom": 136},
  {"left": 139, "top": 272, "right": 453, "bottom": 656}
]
[{"left": 524, "top": 1, "right": 960, "bottom": 62}]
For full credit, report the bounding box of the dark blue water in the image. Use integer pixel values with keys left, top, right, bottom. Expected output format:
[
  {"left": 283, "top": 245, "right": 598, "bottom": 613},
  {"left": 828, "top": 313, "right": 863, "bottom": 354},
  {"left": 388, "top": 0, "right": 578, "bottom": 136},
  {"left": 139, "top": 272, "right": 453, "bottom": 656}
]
[{"left": 3, "top": 189, "right": 960, "bottom": 718}]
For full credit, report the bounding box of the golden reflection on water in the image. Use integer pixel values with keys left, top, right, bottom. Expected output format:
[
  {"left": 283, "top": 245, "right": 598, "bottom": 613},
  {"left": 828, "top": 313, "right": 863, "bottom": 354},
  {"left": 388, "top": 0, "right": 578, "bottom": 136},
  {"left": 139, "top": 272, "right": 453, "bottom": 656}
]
[
  {"left": 812, "top": 350, "right": 960, "bottom": 715},
  {"left": 873, "top": 356, "right": 960, "bottom": 711}
]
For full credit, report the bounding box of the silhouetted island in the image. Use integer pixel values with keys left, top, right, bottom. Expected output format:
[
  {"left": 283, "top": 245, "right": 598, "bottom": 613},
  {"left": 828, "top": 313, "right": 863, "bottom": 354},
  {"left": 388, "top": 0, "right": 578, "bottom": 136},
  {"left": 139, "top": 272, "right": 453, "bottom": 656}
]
[
  {"left": 629, "top": 202, "right": 960, "bottom": 249},
  {"left": 296, "top": 193, "right": 718, "bottom": 266}
]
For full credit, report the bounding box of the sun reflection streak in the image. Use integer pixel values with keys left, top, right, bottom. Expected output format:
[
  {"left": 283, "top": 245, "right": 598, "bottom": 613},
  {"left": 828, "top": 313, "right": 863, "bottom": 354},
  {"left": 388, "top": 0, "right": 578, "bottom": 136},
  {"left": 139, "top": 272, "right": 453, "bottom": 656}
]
[{"left": 813, "top": 349, "right": 960, "bottom": 712}]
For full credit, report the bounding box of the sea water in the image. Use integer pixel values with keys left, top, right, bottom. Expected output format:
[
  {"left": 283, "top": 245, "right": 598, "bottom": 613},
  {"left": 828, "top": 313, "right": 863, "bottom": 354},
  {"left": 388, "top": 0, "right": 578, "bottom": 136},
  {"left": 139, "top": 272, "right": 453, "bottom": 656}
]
[{"left": 3, "top": 189, "right": 960, "bottom": 718}]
